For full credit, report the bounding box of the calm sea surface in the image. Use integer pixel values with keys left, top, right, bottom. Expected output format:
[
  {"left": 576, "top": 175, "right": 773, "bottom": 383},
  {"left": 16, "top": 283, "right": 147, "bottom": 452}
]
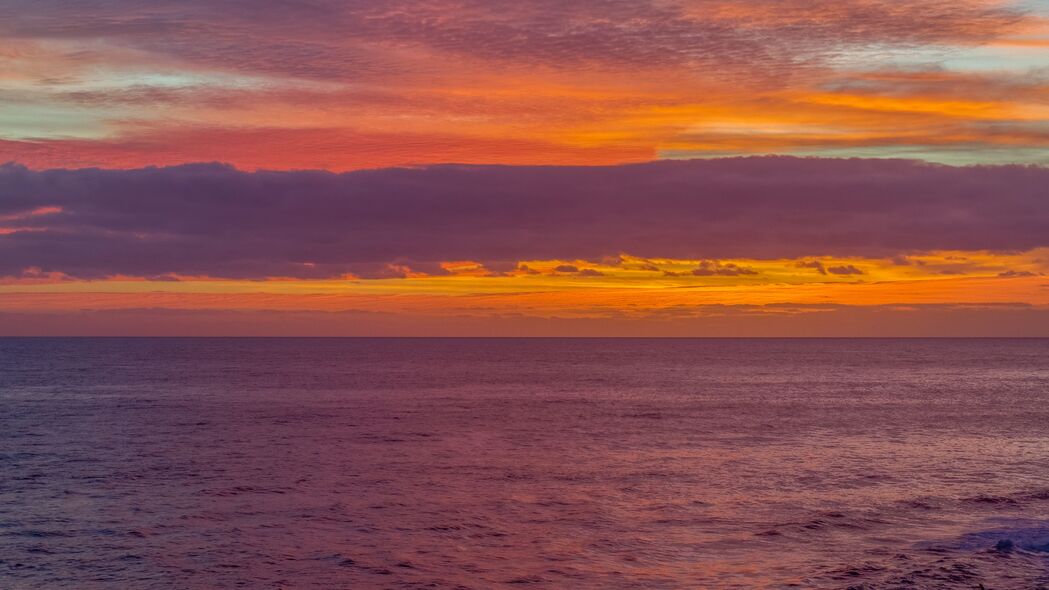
[{"left": 1, "top": 338, "right": 1048, "bottom": 589}]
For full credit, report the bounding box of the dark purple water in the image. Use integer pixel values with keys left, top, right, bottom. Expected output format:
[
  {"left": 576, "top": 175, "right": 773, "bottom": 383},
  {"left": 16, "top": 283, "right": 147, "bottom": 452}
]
[{"left": 2, "top": 338, "right": 1049, "bottom": 589}]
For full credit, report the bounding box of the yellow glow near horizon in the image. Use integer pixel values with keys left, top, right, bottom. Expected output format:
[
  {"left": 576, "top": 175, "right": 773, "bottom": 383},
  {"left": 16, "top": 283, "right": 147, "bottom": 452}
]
[{"left": 3, "top": 251, "right": 1046, "bottom": 321}]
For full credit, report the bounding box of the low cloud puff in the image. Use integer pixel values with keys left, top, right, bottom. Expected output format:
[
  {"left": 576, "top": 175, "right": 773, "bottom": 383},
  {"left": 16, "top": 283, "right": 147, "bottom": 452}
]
[
  {"left": 691, "top": 260, "right": 759, "bottom": 277},
  {"left": 827, "top": 264, "right": 864, "bottom": 276}
]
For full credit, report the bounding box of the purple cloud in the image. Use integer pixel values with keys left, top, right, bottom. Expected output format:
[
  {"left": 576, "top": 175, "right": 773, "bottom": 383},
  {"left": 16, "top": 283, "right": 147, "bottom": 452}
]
[
  {"left": 553, "top": 265, "right": 605, "bottom": 276},
  {"left": 1, "top": 157, "right": 1048, "bottom": 279},
  {"left": 797, "top": 260, "right": 827, "bottom": 275},
  {"left": 691, "top": 260, "right": 759, "bottom": 276},
  {"left": 827, "top": 264, "right": 863, "bottom": 275}
]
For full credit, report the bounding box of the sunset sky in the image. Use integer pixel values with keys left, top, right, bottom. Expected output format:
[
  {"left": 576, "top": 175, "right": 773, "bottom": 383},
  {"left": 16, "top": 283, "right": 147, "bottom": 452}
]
[{"left": 2, "top": 0, "right": 1048, "bottom": 335}]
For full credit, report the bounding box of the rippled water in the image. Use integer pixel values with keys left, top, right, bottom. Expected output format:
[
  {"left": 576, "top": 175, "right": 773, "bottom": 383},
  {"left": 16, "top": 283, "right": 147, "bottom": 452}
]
[{"left": 1, "top": 338, "right": 1048, "bottom": 589}]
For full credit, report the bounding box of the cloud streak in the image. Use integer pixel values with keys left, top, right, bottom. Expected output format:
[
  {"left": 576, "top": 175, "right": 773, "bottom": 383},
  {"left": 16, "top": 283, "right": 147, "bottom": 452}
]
[{"left": 2, "top": 303, "right": 1048, "bottom": 337}]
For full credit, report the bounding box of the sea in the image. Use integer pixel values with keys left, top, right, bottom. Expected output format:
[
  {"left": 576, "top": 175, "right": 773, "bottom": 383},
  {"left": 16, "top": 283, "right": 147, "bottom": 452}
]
[{"left": 1, "top": 338, "right": 1048, "bottom": 589}]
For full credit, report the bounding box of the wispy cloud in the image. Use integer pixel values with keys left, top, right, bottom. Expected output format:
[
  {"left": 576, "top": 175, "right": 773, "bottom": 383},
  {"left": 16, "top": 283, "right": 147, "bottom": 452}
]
[{"left": 1, "top": 0, "right": 1045, "bottom": 167}]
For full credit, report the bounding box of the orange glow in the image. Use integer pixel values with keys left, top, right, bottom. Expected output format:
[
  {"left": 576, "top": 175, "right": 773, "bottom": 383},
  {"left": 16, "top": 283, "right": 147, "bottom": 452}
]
[
  {"left": 2, "top": 251, "right": 1045, "bottom": 321},
  {"left": 4, "top": 15, "right": 1048, "bottom": 171}
]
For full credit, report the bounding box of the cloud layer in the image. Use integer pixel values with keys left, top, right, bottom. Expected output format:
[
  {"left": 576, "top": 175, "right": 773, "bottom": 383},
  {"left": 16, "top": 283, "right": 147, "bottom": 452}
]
[
  {"left": 1, "top": 157, "right": 1047, "bottom": 279},
  {"left": 1, "top": 0, "right": 1019, "bottom": 76},
  {"left": 2, "top": 0, "right": 1046, "bottom": 168}
]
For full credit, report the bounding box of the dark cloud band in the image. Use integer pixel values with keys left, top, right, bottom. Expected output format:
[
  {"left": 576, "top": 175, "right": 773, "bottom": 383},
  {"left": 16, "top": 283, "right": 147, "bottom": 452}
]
[{"left": 1, "top": 157, "right": 1047, "bottom": 279}]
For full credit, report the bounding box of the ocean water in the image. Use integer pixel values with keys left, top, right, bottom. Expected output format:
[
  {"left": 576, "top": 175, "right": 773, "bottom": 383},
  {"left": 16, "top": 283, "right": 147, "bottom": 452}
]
[{"left": 1, "top": 338, "right": 1048, "bottom": 589}]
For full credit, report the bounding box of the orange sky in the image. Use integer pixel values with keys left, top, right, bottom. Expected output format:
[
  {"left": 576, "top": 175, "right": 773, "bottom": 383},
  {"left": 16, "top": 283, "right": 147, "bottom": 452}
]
[
  {"left": 2, "top": 251, "right": 1047, "bottom": 335},
  {"left": 1, "top": 1, "right": 1048, "bottom": 335},
  {"left": 2, "top": 1, "right": 1048, "bottom": 169}
]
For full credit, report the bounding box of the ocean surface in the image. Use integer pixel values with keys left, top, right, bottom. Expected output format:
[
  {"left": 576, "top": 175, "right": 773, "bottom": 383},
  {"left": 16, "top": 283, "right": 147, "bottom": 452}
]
[{"left": 1, "top": 338, "right": 1048, "bottom": 589}]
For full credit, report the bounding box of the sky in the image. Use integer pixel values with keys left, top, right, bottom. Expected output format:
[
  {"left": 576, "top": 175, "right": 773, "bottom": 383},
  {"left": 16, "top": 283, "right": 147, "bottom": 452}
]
[{"left": 1, "top": 0, "right": 1048, "bottom": 336}]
